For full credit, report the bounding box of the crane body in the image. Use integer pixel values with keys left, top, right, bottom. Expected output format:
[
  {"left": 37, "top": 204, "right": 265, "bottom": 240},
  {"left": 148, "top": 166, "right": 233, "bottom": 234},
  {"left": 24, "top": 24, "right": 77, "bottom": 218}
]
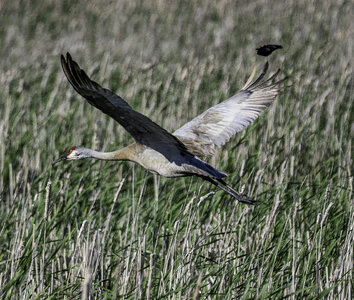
[
  {"left": 53, "top": 53, "right": 286, "bottom": 204},
  {"left": 57, "top": 143, "right": 225, "bottom": 178}
]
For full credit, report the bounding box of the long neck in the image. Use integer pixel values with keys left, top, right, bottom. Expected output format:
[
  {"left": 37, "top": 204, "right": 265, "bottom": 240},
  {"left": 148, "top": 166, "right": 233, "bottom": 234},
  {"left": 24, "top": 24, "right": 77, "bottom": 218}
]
[{"left": 87, "top": 147, "right": 132, "bottom": 161}]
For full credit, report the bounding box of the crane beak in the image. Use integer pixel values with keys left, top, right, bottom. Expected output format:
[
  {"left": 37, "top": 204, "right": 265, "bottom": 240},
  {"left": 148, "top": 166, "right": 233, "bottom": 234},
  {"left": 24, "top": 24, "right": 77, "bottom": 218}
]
[{"left": 52, "top": 154, "right": 67, "bottom": 166}]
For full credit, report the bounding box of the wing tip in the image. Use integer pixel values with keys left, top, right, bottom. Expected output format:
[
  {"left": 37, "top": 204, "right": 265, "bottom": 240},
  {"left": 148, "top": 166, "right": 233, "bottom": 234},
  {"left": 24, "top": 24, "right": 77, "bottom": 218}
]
[
  {"left": 244, "top": 62, "right": 287, "bottom": 91},
  {"left": 61, "top": 52, "right": 72, "bottom": 64},
  {"left": 66, "top": 52, "right": 72, "bottom": 61},
  {"left": 63, "top": 52, "right": 90, "bottom": 88},
  {"left": 264, "top": 61, "right": 269, "bottom": 72},
  {"left": 60, "top": 53, "right": 67, "bottom": 67}
]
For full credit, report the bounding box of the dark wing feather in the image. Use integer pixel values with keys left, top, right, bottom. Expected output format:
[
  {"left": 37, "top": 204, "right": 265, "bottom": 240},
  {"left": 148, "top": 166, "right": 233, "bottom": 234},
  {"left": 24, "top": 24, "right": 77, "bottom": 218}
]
[{"left": 61, "top": 53, "right": 190, "bottom": 164}]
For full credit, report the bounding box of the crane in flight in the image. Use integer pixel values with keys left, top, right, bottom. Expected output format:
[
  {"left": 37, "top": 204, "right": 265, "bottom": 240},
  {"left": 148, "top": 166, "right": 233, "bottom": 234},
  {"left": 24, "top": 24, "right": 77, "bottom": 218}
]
[{"left": 53, "top": 53, "right": 286, "bottom": 204}]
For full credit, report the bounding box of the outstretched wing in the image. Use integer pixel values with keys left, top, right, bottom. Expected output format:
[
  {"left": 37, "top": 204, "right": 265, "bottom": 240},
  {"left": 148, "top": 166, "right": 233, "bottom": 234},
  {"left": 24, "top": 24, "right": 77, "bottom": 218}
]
[
  {"left": 173, "top": 63, "right": 287, "bottom": 157},
  {"left": 61, "top": 53, "right": 190, "bottom": 163}
]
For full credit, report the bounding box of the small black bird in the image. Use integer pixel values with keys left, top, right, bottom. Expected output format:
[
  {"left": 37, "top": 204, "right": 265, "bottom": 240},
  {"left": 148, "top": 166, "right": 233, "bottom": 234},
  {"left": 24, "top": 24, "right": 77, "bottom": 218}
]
[{"left": 256, "top": 44, "right": 283, "bottom": 56}]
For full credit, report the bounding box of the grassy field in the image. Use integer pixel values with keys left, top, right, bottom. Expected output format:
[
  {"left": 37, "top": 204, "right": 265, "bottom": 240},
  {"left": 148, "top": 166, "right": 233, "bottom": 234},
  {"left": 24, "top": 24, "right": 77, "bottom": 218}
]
[{"left": 0, "top": 0, "right": 352, "bottom": 299}]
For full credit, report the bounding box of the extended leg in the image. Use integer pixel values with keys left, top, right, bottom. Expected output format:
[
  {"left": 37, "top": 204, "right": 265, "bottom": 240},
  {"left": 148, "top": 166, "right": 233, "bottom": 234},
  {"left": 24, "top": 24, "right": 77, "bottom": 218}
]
[{"left": 199, "top": 176, "right": 257, "bottom": 205}]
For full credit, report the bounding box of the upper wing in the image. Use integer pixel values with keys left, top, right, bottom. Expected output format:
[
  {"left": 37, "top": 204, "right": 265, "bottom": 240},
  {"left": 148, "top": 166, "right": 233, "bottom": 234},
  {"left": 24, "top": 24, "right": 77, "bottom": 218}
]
[
  {"left": 173, "top": 63, "right": 287, "bottom": 157},
  {"left": 61, "top": 53, "right": 190, "bottom": 163}
]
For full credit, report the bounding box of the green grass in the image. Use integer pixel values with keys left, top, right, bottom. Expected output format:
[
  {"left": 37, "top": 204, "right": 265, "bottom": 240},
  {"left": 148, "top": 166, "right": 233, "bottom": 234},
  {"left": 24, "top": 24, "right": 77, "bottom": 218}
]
[{"left": 0, "top": 0, "right": 352, "bottom": 299}]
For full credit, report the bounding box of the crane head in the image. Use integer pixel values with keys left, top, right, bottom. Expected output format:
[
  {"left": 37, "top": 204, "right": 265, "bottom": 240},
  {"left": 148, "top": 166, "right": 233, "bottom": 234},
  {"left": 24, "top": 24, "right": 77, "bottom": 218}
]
[{"left": 52, "top": 146, "right": 88, "bottom": 165}]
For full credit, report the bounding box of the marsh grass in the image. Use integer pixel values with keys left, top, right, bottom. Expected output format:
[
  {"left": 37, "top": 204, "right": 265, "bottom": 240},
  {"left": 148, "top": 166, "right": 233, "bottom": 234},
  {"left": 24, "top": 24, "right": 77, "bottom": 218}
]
[{"left": 0, "top": 0, "right": 353, "bottom": 299}]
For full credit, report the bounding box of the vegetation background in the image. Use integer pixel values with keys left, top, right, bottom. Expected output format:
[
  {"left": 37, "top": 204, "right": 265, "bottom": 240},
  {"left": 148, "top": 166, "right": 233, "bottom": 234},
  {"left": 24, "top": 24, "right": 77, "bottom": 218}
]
[{"left": 0, "top": 0, "right": 352, "bottom": 299}]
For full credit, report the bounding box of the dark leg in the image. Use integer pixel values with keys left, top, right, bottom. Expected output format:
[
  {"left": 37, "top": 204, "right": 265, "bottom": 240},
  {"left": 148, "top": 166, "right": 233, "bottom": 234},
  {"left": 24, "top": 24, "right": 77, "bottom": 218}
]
[{"left": 199, "top": 176, "right": 257, "bottom": 205}]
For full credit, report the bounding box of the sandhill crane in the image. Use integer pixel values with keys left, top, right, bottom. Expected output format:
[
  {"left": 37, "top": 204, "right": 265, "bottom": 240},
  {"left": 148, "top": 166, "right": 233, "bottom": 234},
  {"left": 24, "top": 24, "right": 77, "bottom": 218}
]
[{"left": 53, "top": 53, "right": 286, "bottom": 204}]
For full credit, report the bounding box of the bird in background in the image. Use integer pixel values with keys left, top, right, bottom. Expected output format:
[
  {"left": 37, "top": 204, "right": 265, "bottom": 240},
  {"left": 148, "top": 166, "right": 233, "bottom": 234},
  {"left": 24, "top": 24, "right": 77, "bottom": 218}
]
[
  {"left": 53, "top": 53, "right": 286, "bottom": 205},
  {"left": 256, "top": 44, "right": 283, "bottom": 56}
]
